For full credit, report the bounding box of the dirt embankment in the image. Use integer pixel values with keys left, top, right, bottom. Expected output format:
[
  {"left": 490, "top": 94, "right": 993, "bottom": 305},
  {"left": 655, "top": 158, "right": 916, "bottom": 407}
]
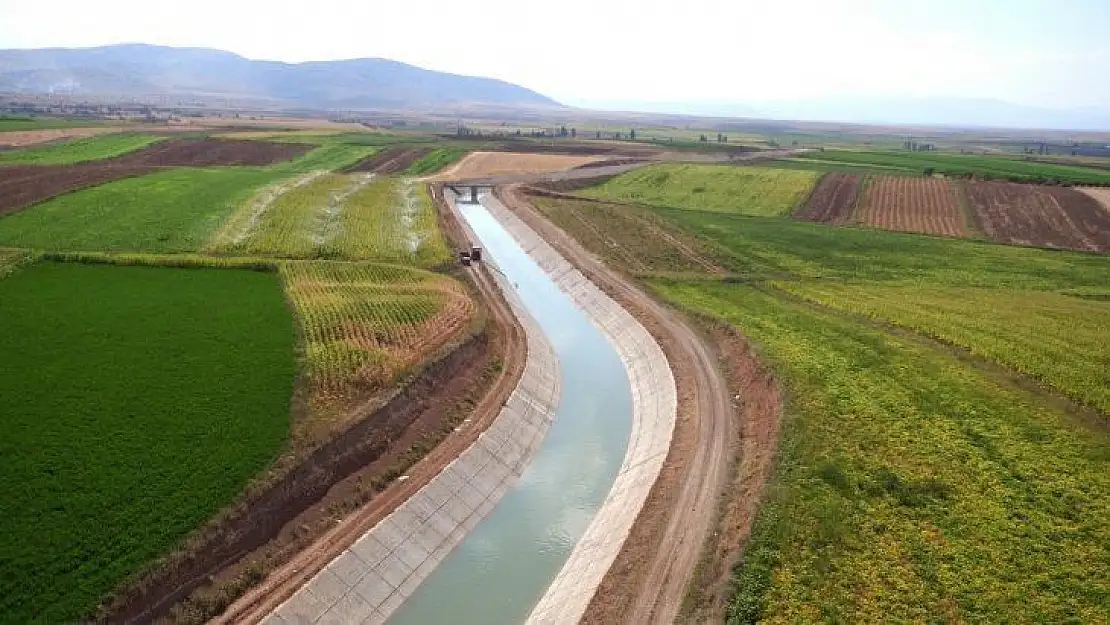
[
  {"left": 343, "top": 146, "right": 432, "bottom": 174},
  {"left": 0, "top": 139, "right": 311, "bottom": 216},
  {"left": 498, "top": 184, "right": 767, "bottom": 625},
  {"left": 208, "top": 184, "right": 528, "bottom": 625}
]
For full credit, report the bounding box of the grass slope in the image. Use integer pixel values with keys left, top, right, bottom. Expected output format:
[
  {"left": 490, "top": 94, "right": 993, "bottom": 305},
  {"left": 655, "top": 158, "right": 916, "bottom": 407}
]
[
  {"left": 0, "top": 133, "right": 162, "bottom": 165},
  {"left": 582, "top": 164, "right": 818, "bottom": 216},
  {"left": 652, "top": 281, "right": 1108, "bottom": 623},
  {"left": 0, "top": 262, "right": 294, "bottom": 623}
]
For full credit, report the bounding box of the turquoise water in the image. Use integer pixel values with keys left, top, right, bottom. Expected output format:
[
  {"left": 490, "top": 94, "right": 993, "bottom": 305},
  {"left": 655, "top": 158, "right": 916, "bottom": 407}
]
[{"left": 386, "top": 196, "right": 633, "bottom": 624}]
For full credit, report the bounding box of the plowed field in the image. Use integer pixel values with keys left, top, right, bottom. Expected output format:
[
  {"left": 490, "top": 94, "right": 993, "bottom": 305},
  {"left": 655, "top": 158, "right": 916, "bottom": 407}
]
[
  {"left": 0, "top": 139, "right": 310, "bottom": 216},
  {"left": 966, "top": 182, "right": 1110, "bottom": 252},
  {"left": 795, "top": 173, "right": 861, "bottom": 223},
  {"left": 857, "top": 176, "right": 966, "bottom": 237},
  {"left": 344, "top": 147, "right": 431, "bottom": 174}
]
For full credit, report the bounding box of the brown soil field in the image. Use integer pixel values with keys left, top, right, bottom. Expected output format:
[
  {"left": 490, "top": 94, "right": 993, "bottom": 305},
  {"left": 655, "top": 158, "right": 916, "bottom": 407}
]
[
  {"left": 0, "top": 126, "right": 121, "bottom": 148},
  {"left": 966, "top": 181, "right": 1110, "bottom": 252},
  {"left": 343, "top": 146, "right": 432, "bottom": 174},
  {"left": 0, "top": 139, "right": 311, "bottom": 216},
  {"left": 432, "top": 151, "right": 607, "bottom": 180},
  {"left": 857, "top": 176, "right": 967, "bottom": 237},
  {"left": 795, "top": 172, "right": 861, "bottom": 224}
]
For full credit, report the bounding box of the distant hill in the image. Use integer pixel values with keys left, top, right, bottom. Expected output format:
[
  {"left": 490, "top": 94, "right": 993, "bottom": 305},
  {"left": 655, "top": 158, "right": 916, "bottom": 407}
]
[{"left": 0, "top": 44, "right": 560, "bottom": 110}]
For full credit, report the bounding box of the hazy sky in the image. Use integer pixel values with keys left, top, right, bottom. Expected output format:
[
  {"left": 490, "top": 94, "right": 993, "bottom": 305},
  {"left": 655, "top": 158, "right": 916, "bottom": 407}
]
[{"left": 2, "top": 0, "right": 1108, "bottom": 109}]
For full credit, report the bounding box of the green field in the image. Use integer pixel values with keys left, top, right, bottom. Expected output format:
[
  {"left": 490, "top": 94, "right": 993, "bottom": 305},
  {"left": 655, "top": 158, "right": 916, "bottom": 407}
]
[
  {"left": 777, "top": 283, "right": 1110, "bottom": 413},
  {"left": 659, "top": 207, "right": 1110, "bottom": 289},
  {"left": 209, "top": 174, "right": 451, "bottom": 266},
  {"left": 280, "top": 143, "right": 377, "bottom": 173},
  {"left": 652, "top": 280, "right": 1108, "bottom": 623},
  {"left": 530, "top": 188, "right": 1110, "bottom": 622},
  {"left": 581, "top": 164, "right": 818, "bottom": 216},
  {"left": 0, "top": 133, "right": 162, "bottom": 165},
  {"left": 0, "top": 167, "right": 288, "bottom": 252},
  {"left": 406, "top": 147, "right": 469, "bottom": 176},
  {"left": 0, "top": 116, "right": 105, "bottom": 131},
  {"left": 793, "top": 149, "right": 1110, "bottom": 185},
  {"left": 0, "top": 262, "right": 295, "bottom": 623}
]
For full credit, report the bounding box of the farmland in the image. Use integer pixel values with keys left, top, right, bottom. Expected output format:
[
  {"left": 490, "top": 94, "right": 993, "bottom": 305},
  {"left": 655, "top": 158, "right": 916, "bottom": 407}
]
[
  {"left": 0, "top": 133, "right": 162, "bottom": 164},
  {"left": 406, "top": 147, "right": 469, "bottom": 176},
  {"left": 792, "top": 149, "right": 1110, "bottom": 185},
  {"left": 778, "top": 283, "right": 1110, "bottom": 413},
  {"left": 526, "top": 187, "right": 1110, "bottom": 622},
  {"left": 0, "top": 167, "right": 288, "bottom": 252},
  {"left": 210, "top": 174, "right": 451, "bottom": 266},
  {"left": 856, "top": 176, "right": 968, "bottom": 236},
  {"left": 965, "top": 181, "right": 1110, "bottom": 252},
  {"left": 650, "top": 280, "right": 1108, "bottom": 623},
  {"left": 0, "top": 262, "right": 295, "bottom": 623},
  {"left": 280, "top": 261, "right": 477, "bottom": 441},
  {"left": 793, "top": 172, "right": 860, "bottom": 224},
  {"left": 0, "top": 138, "right": 316, "bottom": 216},
  {"left": 345, "top": 146, "right": 432, "bottom": 174},
  {"left": 580, "top": 164, "right": 819, "bottom": 216}
]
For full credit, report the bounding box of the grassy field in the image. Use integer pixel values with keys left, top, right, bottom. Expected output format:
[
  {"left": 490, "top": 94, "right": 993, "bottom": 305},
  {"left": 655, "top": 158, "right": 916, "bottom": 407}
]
[
  {"left": 210, "top": 174, "right": 451, "bottom": 267},
  {"left": 406, "top": 147, "right": 469, "bottom": 176},
  {"left": 530, "top": 188, "right": 1110, "bottom": 622},
  {"left": 279, "top": 260, "right": 475, "bottom": 442},
  {"left": 659, "top": 207, "right": 1110, "bottom": 289},
  {"left": 0, "top": 262, "right": 295, "bottom": 623},
  {"left": 651, "top": 280, "right": 1108, "bottom": 623},
  {"left": 793, "top": 150, "right": 1110, "bottom": 185},
  {"left": 0, "top": 116, "right": 103, "bottom": 131},
  {"left": 778, "top": 283, "right": 1110, "bottom": 413},
  {"left": 581, "top": 164, "right": 818, "bottom": 216},
  {"left": 279, "top": 143, "right": 377, "bottom": 173},
  {"left": 0, "top": 133, "right": 162, "bottom": 165},
  {"left": 0, "top": 167, "right": 287, "bottom": 253}
]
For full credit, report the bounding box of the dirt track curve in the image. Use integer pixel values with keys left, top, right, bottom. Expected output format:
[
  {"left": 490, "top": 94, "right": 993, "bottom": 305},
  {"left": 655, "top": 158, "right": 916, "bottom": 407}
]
[{"left": 498, "top": 184, "right": 733, "bottom": 624}]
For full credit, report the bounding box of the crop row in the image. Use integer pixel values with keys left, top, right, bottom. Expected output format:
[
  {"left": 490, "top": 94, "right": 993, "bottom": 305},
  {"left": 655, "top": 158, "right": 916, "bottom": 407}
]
[
  {"left": 779, "top": 281, "right": 1110, "bottom": 414},
  {"left": 279, "top": 261, "right": 475, "bottom": 438},
  {"left": 212, "top": 174, "right": 451, "bottom": 267}
]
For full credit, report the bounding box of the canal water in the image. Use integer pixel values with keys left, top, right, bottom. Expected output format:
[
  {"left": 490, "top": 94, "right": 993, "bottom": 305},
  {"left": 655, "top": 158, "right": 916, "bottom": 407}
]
[{"left": 386, "top": 196, "right": 633, "bottom": 624}]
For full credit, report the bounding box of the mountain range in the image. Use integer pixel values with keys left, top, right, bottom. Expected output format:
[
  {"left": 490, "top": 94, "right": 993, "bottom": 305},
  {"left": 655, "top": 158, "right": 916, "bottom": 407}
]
[{"left": 0, "top": 44, "right": 558, "bottom": 110}]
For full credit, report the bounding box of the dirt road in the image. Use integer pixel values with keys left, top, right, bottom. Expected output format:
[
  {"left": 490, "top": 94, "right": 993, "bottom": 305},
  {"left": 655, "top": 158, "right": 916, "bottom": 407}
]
[{"left": 497, "top": 184, "right": 734, "bottom": 624}]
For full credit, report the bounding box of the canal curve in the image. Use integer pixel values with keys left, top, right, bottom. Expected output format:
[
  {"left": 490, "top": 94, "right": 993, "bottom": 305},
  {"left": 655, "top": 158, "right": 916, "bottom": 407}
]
[{"left": 385, "top": 194, "right": 634, "bottom": 624}]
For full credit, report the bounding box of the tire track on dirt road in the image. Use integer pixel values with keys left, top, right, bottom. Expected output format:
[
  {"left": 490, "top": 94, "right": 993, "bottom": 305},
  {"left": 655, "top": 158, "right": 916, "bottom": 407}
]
[{"left": 498, "top": 184, "right": 733, "bottom": 625}]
